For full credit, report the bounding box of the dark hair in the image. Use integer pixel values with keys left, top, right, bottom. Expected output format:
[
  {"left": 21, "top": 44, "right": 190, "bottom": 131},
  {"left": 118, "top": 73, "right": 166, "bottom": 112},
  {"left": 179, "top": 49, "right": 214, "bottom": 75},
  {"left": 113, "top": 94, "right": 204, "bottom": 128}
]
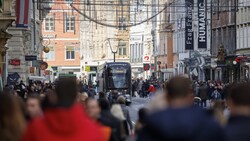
[
  {"left": 138, "top": 108, "right": 149, "bottom": 124},
  {"left": 228, "top": 82, "right": 250, "bottom": 106},
  {"left": 98, "top": 99, "right": 110, "bottom": 111},
  {"left": 166, "top": 76, "right": 193, "bottom": 98},
  {"left": 0, "top": 93, "right": 26, "bottom": 141},
  {"left": 98, "top": 92, "right": 105, "bottom": 99},
  {"left": 55, "top": 78, "right": 78, "bottom": 107}
]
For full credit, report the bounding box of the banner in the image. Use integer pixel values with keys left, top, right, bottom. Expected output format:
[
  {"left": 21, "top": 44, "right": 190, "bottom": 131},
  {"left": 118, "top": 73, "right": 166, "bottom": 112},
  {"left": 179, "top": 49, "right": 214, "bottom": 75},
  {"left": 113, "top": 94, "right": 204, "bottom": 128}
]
[
  {"left": 198, "top": 0, "right": 207, "bottom": 49},
  {"left": 16, "top": 0, "right": 30, "bottom": 27},
  {"left": 185, "top": 0, "right": 194, "bottom": 50}
]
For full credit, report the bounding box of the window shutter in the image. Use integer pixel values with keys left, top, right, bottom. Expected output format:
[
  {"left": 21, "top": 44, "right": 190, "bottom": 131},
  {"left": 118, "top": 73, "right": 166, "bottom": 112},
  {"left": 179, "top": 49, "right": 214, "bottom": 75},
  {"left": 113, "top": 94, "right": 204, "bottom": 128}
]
[
  {"left": 74, "top": 16, "right": 76, "bottom": 34},
  {"left": 63, "top": 12, "right": 66, "bottom": 33},
  {"left": 53, "top": 13, "right": 55, "bottom": 31}
]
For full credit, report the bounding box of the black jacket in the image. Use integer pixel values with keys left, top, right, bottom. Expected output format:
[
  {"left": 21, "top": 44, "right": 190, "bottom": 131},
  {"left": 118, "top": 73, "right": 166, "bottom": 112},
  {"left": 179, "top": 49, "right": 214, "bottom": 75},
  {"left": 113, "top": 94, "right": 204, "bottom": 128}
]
[
  {"left": 198, "top": 86, "right": 209, "bottom": 100},
  {"left": 137, "top": 106, "right": 225, "bottom": 141},
  {"left": 225, "top": 116, "right": 250, "bottom": 141},
  {"left": 87, "top": 88, "right": 96, "bottom": 98},
  {"left": 99, "top": 111, "right": 122, "bottom": 141}
]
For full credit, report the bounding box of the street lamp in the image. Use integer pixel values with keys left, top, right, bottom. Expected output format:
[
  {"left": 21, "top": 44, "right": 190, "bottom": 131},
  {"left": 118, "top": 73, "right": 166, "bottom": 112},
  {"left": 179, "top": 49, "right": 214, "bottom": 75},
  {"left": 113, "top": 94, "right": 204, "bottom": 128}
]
[{"left": 106, "top": 38, "right": 122, "bottom": 62}]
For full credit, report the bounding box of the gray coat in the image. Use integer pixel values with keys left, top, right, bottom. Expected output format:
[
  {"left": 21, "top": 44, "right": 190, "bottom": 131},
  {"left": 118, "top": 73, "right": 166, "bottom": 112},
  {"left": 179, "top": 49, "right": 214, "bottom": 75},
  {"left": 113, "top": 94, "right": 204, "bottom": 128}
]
[{"left": 120, "top": 104, "right": 133, "bottom": 130}]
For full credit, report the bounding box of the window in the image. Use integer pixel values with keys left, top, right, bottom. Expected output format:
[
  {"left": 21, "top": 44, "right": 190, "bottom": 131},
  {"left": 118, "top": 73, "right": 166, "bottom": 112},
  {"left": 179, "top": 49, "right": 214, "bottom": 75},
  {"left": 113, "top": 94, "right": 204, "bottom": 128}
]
[
  {"left": 66, "top": 16, "right": 75, "bottom": 31},
  {"left": 218, "top": 29, "right": 222, "bottom": 46},
  {"left": 229, "top": 27, "right": 232, "bottom": 51},
  {"left": 45, "top": 16, "right": 54, "bottom": 31},
  {"left": 248, "top": 25, "right": 250, "bottom": 48},
  {"left": 213, "top": 30, "right": 217, "bottom": 55},
  {"left": 223, "top": 28, "right": 227, "bottom": 49},
  {"left": 65, "top": 46, "right": 75, "bottom": 60},
  {"left": 118, "top": 47, "right": 126, "bottom": 56},
  {"left": 45, "top": 47, "right": 55, "bottom": 60},
  {"left": 65, "top": 0, "right": 72, "bottom": 3},
  {"left": 130, "top": 44, "right": 133, "bottom": 62}
]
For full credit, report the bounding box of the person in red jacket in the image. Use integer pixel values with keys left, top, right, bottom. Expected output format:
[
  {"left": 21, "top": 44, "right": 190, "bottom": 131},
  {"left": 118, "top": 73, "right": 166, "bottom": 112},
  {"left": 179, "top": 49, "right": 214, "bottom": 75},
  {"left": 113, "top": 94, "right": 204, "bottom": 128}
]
[
  {"left": 148, "top": 83, "right": 156, "bottom": 99},
  {"left": 22, "top": 78, "right": 105, "bottom": 141}
]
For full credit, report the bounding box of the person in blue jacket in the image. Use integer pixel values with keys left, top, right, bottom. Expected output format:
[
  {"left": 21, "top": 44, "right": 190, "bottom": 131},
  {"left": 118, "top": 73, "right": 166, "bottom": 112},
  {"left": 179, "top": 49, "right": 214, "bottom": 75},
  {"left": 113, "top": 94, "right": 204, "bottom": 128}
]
[{"left": 137, "top": 76, "right": 225, "bottom": 141}]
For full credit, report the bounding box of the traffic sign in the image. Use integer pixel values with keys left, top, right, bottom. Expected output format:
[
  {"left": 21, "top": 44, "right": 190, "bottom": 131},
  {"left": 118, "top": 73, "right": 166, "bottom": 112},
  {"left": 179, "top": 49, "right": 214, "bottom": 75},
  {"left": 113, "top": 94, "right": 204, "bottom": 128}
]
[
  {"left": 143, "top": 64, "right": 150, "bottom": 71},
  {"left": 143, "top": 55, "right": 150, "bottom": 63}
]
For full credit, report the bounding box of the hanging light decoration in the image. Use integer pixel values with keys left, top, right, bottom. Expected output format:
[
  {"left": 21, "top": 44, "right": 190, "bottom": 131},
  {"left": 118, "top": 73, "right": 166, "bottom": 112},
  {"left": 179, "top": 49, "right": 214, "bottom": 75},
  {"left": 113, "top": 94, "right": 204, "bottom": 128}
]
[{"left": 43, "top": 46, "right": 50, "bottom": 53}]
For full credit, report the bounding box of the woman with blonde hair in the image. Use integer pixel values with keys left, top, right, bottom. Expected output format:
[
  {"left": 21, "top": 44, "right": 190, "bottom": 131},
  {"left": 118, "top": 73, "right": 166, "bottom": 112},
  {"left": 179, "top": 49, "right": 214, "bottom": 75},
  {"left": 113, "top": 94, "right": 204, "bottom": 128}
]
[
  {"left": 0, "top": 93, "right": 26, "bottom": 141},
  {"left": 111, "top": 104, "right": 128, "bottom": 141}
]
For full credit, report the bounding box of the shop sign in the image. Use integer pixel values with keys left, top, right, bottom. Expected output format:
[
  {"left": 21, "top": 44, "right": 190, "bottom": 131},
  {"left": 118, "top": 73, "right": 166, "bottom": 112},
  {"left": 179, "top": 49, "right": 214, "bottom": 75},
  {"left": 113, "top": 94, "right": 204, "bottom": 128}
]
[
  {"left": 9, "top": 59, "right": 21, "bottom": 66},
  {"left": 185, "top": 0, "right": 194, "bottom": 50},
  {"left": 198, "top": 0, "right": 207, "bottom": 49},
  {"left": 25, "top": 55, "right": 37, "bottom": 61}
]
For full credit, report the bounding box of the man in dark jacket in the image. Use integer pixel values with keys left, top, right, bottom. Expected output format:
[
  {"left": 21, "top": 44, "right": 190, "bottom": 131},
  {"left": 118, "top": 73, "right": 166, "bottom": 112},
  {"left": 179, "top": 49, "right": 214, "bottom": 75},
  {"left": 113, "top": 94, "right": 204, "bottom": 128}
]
[
  {"left": 225, "top": 82, "right": 250, "bottom": 141},
  {"left": 87, "top": 85, "right": 96, "bottom": 98},
  {"left": 137, "top": 76, "right": 224, "bottom": 141},
  {"left": 198, "top": 82, "right": 209, "bottom": 108},
  {"left": 98, "top": 99, "right": 122, "bottom": 141}
]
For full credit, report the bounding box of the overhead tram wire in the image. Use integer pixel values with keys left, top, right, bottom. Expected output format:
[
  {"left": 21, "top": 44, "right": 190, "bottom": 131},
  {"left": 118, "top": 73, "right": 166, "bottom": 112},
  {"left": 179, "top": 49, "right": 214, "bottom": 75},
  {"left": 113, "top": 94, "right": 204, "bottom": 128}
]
[
  {"left": 37, "top": 1, "right": 242, "bottom": 27},
  {"left": 35, "top": 1, "right": 248, "bottom": 8},
  {"left": 69, "top": 3, "right": 168, "bottom": 28}
]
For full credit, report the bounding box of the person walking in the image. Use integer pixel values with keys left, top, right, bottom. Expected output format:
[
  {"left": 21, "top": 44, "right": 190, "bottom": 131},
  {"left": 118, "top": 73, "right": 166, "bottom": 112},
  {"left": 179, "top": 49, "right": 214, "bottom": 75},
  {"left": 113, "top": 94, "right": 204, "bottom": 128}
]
[
  {"left": 147, "top": 83, "right": 155, "bottom": 99},
  {"left": 117, "top": 96, "right": 133, "bottom": 134},
  {"left": 137, "top": 76, "right": 225, "bottom": 141},
  {"left": 0, "top": 93, "right": 26, "bottom": 141},
  {"left": 87, "top": 85, "right": 97, "bottom": 98},
  {"left": 98, "top": 99, "right": 122, "bottom": 141},
  {"left": 111, "top": 104, "right": 129, "bottom": 140},
  {"left": 137, "top": 79, "right": 143, "bottom": 97},
  {"left": 22, "top": 78, "right": 105, "bottom": 141},
  {"left": 211, "top": 88, "right": 222, "bottom": 101},
  {"left": 198, "top": 82, "right": 209, "bottom": 108},
  {"left": 225, "top": 82, "right": 250, "bottom": 141}
]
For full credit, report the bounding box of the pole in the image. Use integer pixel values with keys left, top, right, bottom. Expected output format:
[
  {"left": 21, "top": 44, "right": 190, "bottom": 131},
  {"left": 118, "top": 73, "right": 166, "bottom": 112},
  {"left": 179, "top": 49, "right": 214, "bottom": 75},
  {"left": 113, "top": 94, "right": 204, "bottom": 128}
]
[{"left": 113, "top": 52, "right": 116, "bottom": 62}]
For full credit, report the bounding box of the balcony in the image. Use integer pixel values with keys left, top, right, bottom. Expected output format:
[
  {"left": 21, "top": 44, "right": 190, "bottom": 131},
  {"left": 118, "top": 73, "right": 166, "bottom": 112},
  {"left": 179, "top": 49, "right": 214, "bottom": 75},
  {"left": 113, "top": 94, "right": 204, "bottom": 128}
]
[{"left": 0, "top": 0, "right": 15, "bottom": 30}]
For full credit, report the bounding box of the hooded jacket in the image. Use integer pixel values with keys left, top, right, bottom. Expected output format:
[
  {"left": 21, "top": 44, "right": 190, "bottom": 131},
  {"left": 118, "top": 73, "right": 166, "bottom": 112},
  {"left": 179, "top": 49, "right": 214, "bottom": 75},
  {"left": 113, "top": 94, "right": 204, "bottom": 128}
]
[
  {"left": 137, "top": 106, "right": 225, "bottom": 141},
  {"left": 22, "top": 104, "right": 104, "bottom": 141}
]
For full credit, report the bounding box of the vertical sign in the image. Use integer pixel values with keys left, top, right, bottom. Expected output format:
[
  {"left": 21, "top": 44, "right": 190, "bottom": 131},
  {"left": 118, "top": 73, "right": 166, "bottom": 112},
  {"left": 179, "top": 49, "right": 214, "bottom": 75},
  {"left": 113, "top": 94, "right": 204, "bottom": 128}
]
[
  {"left": 198, "top": 0, "right": 207, "bottom": 49},
  {"left": 16, "top": 0, "right": 30, "bottom": 27},
  {"left": 185, "top": 0, "right": 194, "bottom": 50}
]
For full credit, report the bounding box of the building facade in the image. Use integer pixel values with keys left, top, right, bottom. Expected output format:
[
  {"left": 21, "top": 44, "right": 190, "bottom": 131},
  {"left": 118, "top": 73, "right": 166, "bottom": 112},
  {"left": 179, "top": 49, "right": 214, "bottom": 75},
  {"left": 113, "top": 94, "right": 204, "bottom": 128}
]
[
  {"left": 6, "top": 0, "right": 44, "bottom": 85},
  {"left": 42, "top": 0, "right": 81, "bottom": 81},
  {"left": 171, "top": 0, "right": 211, "bottom": 81},
  {"left": 0, "top": 0, "right": 15, "bottom": 88},
  {"left": 235, "top": 0, "right": 250, "bottom": 81},
  {"left": 80, "top": 0, "right": 130, "bottom": 84},
  {"left": 211, "top": 0, "right": 237, "bottom": 82},
  {"left": 157, "top": 0, "right": 175, "bottom": 81}
]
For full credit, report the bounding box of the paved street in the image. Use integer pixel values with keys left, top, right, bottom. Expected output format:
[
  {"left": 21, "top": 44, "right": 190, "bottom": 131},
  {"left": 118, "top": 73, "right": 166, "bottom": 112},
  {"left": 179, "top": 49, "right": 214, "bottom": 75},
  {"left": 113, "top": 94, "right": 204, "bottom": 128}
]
[{"left": 128, "top": 97, "right": 150, "bottom": 124}]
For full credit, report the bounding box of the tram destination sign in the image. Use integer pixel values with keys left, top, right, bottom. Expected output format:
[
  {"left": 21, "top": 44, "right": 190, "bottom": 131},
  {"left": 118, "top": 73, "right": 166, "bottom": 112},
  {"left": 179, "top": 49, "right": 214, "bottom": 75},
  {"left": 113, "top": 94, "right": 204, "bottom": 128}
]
[{"left": 198, "top": 0, "right": 207, "bottom": 49}]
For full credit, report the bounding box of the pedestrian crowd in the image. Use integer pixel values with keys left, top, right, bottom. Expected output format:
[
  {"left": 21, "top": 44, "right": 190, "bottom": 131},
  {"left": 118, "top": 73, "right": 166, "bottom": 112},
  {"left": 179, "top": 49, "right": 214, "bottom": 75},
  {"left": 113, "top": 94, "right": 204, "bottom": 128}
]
[
  {"left": 0, "top": 76, "right": 250, "bottom": 141},
  {"left": 0, "top": 78, "right": 133, "bottom": 141},
  {"left": 131, "top": 78, "right": 162, "bottom": 98}
]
